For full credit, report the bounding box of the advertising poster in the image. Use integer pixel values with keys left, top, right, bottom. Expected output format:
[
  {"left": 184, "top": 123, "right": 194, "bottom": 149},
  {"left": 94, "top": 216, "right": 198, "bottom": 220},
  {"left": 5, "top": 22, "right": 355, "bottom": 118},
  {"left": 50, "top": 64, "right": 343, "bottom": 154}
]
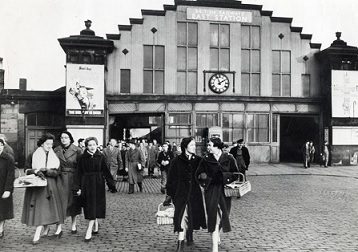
[
  {"left": 66, "top": 64, "right": 104, "bottom": 117},
  {"left": 331, "top": 70, "right": 358, "bottom": 118}
]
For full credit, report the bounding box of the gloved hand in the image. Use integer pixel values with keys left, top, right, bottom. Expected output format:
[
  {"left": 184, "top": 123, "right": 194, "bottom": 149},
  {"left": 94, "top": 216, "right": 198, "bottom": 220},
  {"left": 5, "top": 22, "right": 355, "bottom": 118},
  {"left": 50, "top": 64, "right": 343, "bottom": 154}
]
[
  {"left": 163, "top": 195, "right": 172, "bottom": 206},
  {"left": 36, "top": 171, "right": 46, "bottom": 180},
  {"left": 109, "top": 188, "right": 117, "bottom": 193},
  {"left": 199, "top": 172, "right": 207, "bottom": 180}
]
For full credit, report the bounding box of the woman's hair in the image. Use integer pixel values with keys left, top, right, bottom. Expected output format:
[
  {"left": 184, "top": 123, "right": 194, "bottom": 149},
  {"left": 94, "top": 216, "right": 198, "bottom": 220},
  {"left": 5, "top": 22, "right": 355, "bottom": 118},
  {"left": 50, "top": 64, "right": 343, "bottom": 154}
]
[
  {"left": 209, "top": 137, "right": 224, "bottom": 149},
  {"left": 37, "top": 133, "right": 55, "bottom": 147},
  {"left": 181, "top": 137, "right": 195, "bottom": 151},
  {"left": 85, "top": 136, "right": 98, "bottom": 147},
  {"left": 0, "top": 139, "right": 4, "bottom": 146},
  {"left": 59, "top": 131, "right": 74, "bottom": 144}
]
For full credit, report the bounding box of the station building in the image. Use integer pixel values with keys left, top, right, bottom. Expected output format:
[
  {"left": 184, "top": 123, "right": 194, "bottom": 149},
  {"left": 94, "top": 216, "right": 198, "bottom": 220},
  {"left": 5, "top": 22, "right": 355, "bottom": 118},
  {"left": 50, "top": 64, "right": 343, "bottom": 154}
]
[{"left": 2, "top": 0, "right": 358, "bottom": 166}]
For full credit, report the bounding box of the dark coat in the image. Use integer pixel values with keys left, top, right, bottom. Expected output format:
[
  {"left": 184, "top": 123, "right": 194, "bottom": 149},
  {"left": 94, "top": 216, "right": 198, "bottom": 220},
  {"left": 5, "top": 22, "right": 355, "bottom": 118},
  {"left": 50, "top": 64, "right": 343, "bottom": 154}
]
[
  {"left": 157, "top": 151, "right": 174, "bottom": 171},
  {"left": 54, "top": 144, "right": 83, "bottom": 217},
  {"left": 196, "top": 152, "right": 239, "bottom": 233},
  {"left": 75, "top": 150, "right": 115, "bottom": 220},
  {"left": 230, "top": 146, "right": 250, "bottom": 169},
  {"left": 125, "top": 148, "right": 146, "bottom": 184},
  {"left": 166, "top": 153, "right": 207, "bottom": 232},
  {"left": 0, "top": 152, "right": 15, "bottom": 221}
]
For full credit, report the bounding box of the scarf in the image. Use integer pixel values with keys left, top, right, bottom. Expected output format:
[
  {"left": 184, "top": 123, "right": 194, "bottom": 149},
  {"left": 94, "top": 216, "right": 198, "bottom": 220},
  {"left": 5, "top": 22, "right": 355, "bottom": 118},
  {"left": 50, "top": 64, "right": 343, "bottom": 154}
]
[{"left": 32, "top": 147, "right": 60, "bottom": 171}]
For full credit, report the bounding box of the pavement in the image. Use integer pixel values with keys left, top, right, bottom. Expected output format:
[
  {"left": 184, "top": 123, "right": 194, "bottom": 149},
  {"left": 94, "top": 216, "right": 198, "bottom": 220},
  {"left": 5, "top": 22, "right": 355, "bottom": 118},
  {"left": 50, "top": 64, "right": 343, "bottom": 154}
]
[{"left": 1, "top": 163, "right": 358, "bottom": 252}]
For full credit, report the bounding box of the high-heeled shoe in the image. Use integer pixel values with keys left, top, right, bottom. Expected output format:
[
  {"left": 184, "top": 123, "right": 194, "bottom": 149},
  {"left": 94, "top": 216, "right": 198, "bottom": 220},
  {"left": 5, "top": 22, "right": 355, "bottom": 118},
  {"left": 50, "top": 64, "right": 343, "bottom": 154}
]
[
  {"left": 84, "top": 236, "right": 92, "bottom": 242},
  {"left": 54, "top": 230, "right": 63, "bottom": 238},
  {"left": 41, "top": 227, "right": 50, "bottom": 237},
  {"left": 71, "top": 227, "right": 77, "bottom": 234},
  {"left": 92, "top": 224, "right": 99, "bottom": 235},
  {"left": 32, "top": 239, "right": 40, "bottom": 245}
]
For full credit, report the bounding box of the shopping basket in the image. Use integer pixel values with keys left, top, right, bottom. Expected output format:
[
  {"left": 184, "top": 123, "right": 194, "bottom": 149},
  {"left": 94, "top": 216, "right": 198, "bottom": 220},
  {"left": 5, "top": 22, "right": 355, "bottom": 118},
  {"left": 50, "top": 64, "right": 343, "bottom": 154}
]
[
  {"left": 155, "top": 203, "right": 174, "bottom": 225},
  {"left": 224, "top": 172, "right": 251, "bottom": 198}
]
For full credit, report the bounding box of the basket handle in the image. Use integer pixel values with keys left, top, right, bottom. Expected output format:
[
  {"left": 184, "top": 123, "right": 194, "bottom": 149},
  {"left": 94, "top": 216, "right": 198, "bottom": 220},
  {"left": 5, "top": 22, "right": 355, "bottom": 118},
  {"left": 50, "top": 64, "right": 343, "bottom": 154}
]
[
  {"left": 158, "top": 202, "right": 174, "bottom": 211},
  {"left": 232, "top": 172, "right": 246, "bottom": 182}
]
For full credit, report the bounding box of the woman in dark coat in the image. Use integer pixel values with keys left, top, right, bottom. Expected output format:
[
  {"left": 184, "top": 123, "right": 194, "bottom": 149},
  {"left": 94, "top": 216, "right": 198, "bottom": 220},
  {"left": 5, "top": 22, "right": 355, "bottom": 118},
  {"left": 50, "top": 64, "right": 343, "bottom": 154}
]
[
  {"left": 125, "top": 140, "right": 145, "bottom": 194},
  {"left": 164, "top": 137, "right": 207, "bottom": 251},
  {"left": 75, "top": 137, "right": 116, "bottom": 242},
  {"left": 0, "top": 139, "right": 15, "bottom": 239},
  {"left": 22, "top": 133, "right": 64, "bottom": 244},
  {"left": 196, "top": 137, "right": 239, "bottom": 252},
  {"left": 54, "top": 131, "right": 83, "bottom": 234}
]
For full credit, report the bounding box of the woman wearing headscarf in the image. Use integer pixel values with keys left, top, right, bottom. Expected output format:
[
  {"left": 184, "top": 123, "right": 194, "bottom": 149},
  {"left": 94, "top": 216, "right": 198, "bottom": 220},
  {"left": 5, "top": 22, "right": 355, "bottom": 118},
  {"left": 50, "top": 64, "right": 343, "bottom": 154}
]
[
  {"left": 54, "top": 131, "right": 83, "bottom": 234},
  {"left": 164, "top": 137, "right": 207, "bottom": 251},
  {"left": 196, "top": 137, "right": 239, "bottom": 252},
  {"left": 74, "top": 137, "right": 116, "bottom": 242},
  {"left": 21, "top": 133, "right": 64, "bottom": 244},
  {"left": 0, "top": 138, "right": 15, "bottom": 239}
]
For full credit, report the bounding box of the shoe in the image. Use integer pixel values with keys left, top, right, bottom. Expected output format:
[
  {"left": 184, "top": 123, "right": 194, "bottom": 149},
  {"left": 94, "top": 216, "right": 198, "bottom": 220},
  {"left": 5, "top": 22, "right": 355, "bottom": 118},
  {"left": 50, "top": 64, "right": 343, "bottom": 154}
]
[
  {"left": 186, "top": 230, "right": 193, "bottom": 245},
  {"left": 41, "top": 227, "right": 50, "bottom": 237},
  {"left": 32, "top": 239, "right": 40, "bottom": 245},
  {"left": 0, "top": 230, "right": 4, "bottom": 239},
  {"left": 92, "top": 224, "right": 99, "bottom": 235},
  {"left": 54, "top": 230, "right": 63, "bottom": 238},
  {"left": 84, "top": 236, "right": 92, "bottom": 242},
  {"left": 71, "top": 229, "right": 77, "bottom": 234}
]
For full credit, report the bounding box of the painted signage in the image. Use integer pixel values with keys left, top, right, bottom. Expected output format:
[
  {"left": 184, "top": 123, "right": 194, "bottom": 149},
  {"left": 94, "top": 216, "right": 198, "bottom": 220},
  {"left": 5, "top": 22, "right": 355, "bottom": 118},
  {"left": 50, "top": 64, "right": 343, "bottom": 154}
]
[
  {"left": 66, "top": 64, "right": 104, "bottom": 117},
  {"left": 187, "top": 7, "right": 252, "bottom": 23},
  {"left": 331, "top": 70, "right": 358, "bottom": 118},
  {"left": 332, "top": 126, "right": 358, "bottom": 145}
]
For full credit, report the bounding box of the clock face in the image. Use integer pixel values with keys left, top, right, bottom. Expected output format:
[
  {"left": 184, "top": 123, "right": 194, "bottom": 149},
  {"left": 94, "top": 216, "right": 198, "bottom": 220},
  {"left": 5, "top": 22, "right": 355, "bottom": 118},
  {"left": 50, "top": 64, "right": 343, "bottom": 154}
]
[{"left": 209, "top": 73, "right": 229, "bottom": 94}]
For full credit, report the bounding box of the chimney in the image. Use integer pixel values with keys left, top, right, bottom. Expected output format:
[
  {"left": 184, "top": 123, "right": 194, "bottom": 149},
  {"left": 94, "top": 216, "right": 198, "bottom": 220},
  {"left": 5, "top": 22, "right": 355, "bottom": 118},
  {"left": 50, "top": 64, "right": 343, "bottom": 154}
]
[
  {"left": 0, "top": 57, "right": 4, "bottom": 91},
  {"left": 19, "top": 78, "right": 27, "bottom": 91}
]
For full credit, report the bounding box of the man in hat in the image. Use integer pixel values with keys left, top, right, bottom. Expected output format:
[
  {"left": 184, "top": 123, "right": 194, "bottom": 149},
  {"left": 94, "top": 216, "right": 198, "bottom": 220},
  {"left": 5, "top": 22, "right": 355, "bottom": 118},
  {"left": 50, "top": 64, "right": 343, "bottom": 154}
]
[{"left": 229, "top": 139, "right": 250, "bottom": 180}]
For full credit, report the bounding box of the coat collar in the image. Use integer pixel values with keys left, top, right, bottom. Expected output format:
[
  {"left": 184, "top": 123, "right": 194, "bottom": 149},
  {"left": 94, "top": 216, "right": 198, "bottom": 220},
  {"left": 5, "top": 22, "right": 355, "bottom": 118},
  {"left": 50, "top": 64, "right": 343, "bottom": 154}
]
[
  {"left": 203, "top": 152, "right": 230, "bottom": 164},
  {"left": 55, "top": 144, "right": 79, "bottom": 162}
]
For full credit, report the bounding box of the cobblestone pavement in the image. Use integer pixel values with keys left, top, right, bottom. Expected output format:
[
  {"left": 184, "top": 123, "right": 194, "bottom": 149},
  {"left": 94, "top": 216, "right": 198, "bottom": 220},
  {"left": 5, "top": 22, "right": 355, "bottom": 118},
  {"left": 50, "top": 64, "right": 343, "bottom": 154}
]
[{"left": 2, "top": 165, "right": 358, "bottom": 251}]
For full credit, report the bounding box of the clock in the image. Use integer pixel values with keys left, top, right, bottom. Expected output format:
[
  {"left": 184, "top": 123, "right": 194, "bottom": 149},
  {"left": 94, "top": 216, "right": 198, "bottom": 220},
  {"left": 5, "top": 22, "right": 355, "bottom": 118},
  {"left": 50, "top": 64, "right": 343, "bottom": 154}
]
[{"left": 209, "top": 73, "right": 229, "bottom": 94}]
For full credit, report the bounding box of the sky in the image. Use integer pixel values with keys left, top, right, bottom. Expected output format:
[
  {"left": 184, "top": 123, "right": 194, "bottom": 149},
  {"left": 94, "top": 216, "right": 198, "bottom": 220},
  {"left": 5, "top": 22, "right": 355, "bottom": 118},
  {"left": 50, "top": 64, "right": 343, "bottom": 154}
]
[{"left": 1, "top": 0, "right": 358, "bottom": 91}]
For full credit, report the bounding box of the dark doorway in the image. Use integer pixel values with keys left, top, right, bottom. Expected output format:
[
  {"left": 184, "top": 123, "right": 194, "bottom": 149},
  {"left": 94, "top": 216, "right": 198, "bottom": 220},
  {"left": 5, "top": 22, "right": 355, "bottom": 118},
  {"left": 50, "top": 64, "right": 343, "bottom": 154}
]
[
  {"left": 280, "top": 115, "right": 319, "bottom": 162},
  {"left": 109, "top": 113, "right": 164, "bottom": 144}
]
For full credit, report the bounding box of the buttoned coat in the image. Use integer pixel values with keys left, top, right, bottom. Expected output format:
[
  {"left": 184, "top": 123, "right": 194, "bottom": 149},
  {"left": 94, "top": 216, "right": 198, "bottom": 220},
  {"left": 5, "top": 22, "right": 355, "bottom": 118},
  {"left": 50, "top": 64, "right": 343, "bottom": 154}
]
[
  {"left": 75, "top": 150, "right": 115, "bottom": 220},
  {"left": 125, "top": 148, "right": 145, "bottom": 184},
  {"left": 54, "top": 144, "right": 83, "bottom": 217},
  {"left": 0, "top": 152, "right": 14, "bottom": 221},
  {"left": 196, "top": 152, "right": 239, "bottom": 233},
  {"left": 166, "top": 153, "right": 207, "bottom": 232},
  {"left": 103, "top": 146, "right": 123, "bottom": 178}
]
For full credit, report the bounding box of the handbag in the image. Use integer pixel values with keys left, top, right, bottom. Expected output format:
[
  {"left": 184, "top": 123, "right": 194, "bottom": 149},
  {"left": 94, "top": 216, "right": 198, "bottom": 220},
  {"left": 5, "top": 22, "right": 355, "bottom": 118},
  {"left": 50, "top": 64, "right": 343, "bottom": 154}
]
[{"left": 14, "top": 171, "right": 47, "bottom": 188}]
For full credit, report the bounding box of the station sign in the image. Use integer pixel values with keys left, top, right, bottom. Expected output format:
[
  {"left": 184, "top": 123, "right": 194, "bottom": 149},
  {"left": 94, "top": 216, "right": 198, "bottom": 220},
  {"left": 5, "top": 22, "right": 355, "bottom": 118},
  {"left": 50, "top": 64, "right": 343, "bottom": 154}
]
[{"left": 187, "top": 7, "right": 252, "bottom": 23}]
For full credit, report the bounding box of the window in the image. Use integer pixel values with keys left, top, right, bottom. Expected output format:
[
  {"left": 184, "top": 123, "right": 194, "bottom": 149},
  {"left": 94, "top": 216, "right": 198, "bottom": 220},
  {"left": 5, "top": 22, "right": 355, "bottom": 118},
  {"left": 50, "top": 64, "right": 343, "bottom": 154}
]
[
  {"left": 222, "top": 113, "right": 244, "bottom": 143},
  {"left": 177, "top": 22, "right": 198, "bottom": 94},
  {"left": 272, "top": 114, "right": 278, "bottom": 143},
  {"left": 241, "top": 26, "right": 261, "bottom": 96},
  {"left": 27, "top": 112, "right": 64, "bottom": 127},
  {"left": 120, "top": 69, "right": 130, "bottom": 93},
  {"left": 143, "top": 45, "right": 165, "bottom": 94},
  {"left": 195, "top": 113, "right": 219, "bottom": 142},
  {"left": 272, "top": 50, "right": 291, "bottom": 97},
  {"left": 247, "top": 114, "right": 269, "bottom": 142},
  {"left": 210, "top": 24, "right": 230, "bottom": 71},
  {"left": 167, "top": 113, "right": 191, "bottom": 143},
  {"left": 301, "top": 74, "right": 310, "bottom": 97}
]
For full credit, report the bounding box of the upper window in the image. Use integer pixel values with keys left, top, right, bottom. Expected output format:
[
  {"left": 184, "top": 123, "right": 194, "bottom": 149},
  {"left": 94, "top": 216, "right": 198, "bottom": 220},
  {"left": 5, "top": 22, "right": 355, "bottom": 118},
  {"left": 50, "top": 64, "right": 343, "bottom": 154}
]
[
  {"left": 301, "top": 74, "right": 310, "bottom": 97},
  {"left": 210, "top": 24, "right": 230, "bottom": 71},
  {"left": 120, "top": 69, "right": 130, "bottom": 93},
  {"left": 143, "top": 45, "right": 165, "bottom": 94},
  {"left": 272, "top": 50, "right": 291, "bottom": 97},
  {"left": 177, "top": 22, "right": 198, "bottom": 94},
  {"left": 241, "top": 25, "right": 261, "bottom": 96}
]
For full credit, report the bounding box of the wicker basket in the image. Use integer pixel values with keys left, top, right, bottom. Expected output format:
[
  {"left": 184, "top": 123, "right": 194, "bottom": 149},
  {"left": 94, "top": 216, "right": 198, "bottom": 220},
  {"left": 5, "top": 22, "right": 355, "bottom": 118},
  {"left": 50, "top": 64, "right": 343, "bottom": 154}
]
[
  {"left": 156, "top": 203, "right": 174, "bottom": 225},
  {"left": 224, "top": 173, "right": 251, "bottom": 198}
]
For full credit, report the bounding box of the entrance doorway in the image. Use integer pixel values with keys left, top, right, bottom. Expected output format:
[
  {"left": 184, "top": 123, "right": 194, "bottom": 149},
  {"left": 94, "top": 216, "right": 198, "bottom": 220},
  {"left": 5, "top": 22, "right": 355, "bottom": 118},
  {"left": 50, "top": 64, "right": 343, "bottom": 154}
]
[
  {"left": 280, "top": 115, "right": 319, "bottom": 162},
  {"left": 109, "top": 113, "right": 164, "bottom": 144}
]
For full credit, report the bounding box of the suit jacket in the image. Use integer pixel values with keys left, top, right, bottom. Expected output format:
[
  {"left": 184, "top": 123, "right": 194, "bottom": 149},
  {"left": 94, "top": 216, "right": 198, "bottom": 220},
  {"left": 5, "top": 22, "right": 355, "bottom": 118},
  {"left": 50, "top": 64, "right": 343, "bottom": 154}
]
[{"left": 229, "top": 146, "right": 250, "bottom": 169}]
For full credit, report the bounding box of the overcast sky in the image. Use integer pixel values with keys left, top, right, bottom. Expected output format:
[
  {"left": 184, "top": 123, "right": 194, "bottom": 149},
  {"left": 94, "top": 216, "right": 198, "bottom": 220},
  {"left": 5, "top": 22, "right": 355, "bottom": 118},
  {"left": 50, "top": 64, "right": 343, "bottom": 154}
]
[{"left": 1, "top": 0, "right": 357, "bottom": 91}]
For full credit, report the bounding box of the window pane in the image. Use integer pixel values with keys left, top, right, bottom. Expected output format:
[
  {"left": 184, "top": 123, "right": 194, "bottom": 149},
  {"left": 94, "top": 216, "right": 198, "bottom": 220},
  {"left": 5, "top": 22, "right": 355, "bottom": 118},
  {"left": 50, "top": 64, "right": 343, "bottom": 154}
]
[
  {"left": 180, "top": 114, "right": 191, "bottom": 124},
  {"left": 177, "top": 72, "right": 186, "bottom": 94},
  {"left": 251, "top": 74, "right": 260, "bottom": 96},
  {"left": 302, "top": 74, "right": 310, "bottom": 97},
  {"left": 247, "top": 129, "right": 254, "bottom": 142},
  {"left": 177, "top": 47, "right": 187, "bottom": 70},
  {"left": 220, "top": 49, "right": 230, "bottom": 71},
  {"left": 210, "top": 24, "right": 219, "bottom": 47},
  {"left": 272, "top": 74, "right": 280, "bottom": 96},
  {"left": 241, "top": 49, "right": 250, "bottom": 72},
  {"left": 188, "top": 72, "right": 197, "bottom": 94},
  {"left": 144, "top": 46, "right": 153, "bottom": 69},
  {"left": 233, "top": 114, "right": 244, "bottom": 128},
  {"left": 252, "top": 50, "right": 260, "bottom": 72},
  {"left": 27, "top": 113, "right": 36, "bottom": 126},
  {"left": 188, "top": 48, "right": 197, "bottom": 70},
  {"left": 282, "top": 74, "right": 291, "bottom": 97},
  {"left": 210, "top": 48, "right": 219, "bottom": 70},
  {"left": 223, "top": 129, "right": 231, "bottom": 142},
  {"left": 272, "top": 51, "right": 280, "bottom": 73},
  {"left": 259, "top": 129, "right": 269, "bottom": 142},
  {"left": 177, "top": 22, "right": 187, "bottom": 45},
  {"left": 252, "top": 26, "right": 260, "bottom": 49},
  {"left": 282, "top": 51, "right": 291, "bottom": 73},
  {"left": 196, "top": 114, "right": 205, "bottom": 127},
  {"left": 246, "top": 114, "right": 254, "bottom": 128},
  {"left": 233, "top": 129, "right": 244, "bottom": 141},
  {"left": 155, "top": 46, "right": 164, "bottom": 70},
  {"left": 241, "top": 73, "right": 249, "bottom": 95},
  {"left": 188, "top": 23, "right": 198, "bottom": 46},
  {"left": 258, "top": 114, "right": 269, "bottom": 128},
  {"left": 241, "top": 25, "right": 250, "bottom": 48},
  {"left": 222, "top": 114, "right": 231, "bottom": 128},
  {"left": 120, "top": 69, "right": 130, "bottom": 93},
  {"left": 220, "top": 24, "right": 230, "bottom": 47},
  {"left": 154, "top": 71, "right": 164, "bottom": 94},
  {"left": 143, "top": 70, "right": 153, "bottom": 93},
  {"left": 272, "top": 114, "right": 278, "bottom": 142}
]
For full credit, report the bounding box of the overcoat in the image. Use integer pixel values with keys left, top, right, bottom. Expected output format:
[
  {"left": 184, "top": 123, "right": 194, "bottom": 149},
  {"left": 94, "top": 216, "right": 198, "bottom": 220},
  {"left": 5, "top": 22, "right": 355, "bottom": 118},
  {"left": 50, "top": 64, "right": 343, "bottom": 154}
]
[
  {"left": 125, "top": 148, "right": 145, "bottom": 184},
  {"left": 196, "top": 152, "right": 239, "bottom": 233},
  {"left": 230, "top": 146, "right": 250, "bottom": 169},
  {"left": 75, "top": 150, "right": 115, "bottom": 220},
  {"left": 166, "top": 153, "right": 207, "bottom": 232},
  {"left": 0, "top": 152, "right": 14, "bottom": 221},
  {"left": 102, "top": 146, "right": 123, "bottom": 178},
  {"left": 54, "top": 144, "right": 83, "bottom": 217}
]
